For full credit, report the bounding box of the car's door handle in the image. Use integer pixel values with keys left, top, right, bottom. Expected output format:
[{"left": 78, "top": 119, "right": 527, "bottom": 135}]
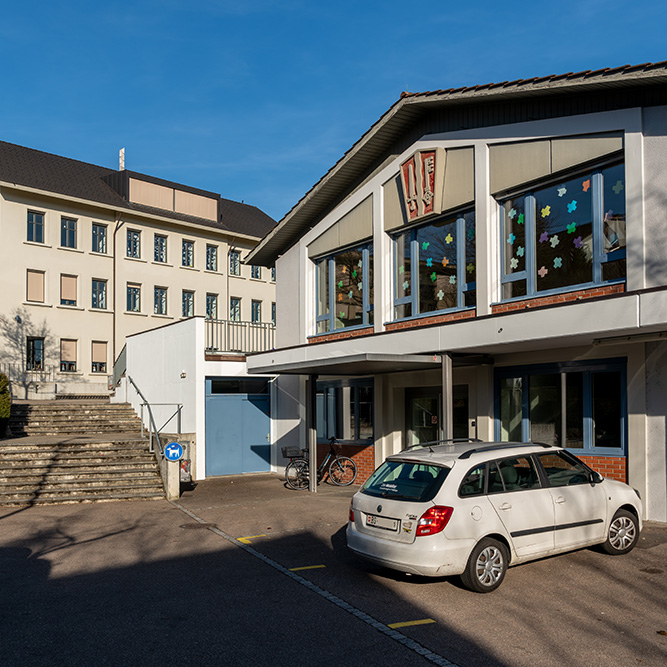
[
  {"left": 498, "top": 502, "right": 512, "bottom": 511},
  {"left": 554, "top": 497, "right": 566, "bottom": 504}
]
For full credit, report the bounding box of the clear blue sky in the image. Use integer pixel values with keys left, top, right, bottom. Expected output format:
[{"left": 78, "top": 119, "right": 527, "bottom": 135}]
[{"left": 1, "top": 1, "right": 665, "bottom": 222}]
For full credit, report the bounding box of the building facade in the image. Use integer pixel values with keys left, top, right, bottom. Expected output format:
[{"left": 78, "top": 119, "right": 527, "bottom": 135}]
[
  {"left": 247, "top": 63, "right": 667, "bottom": 522},
  {"left": 0, "top": 141, "right": 276, "bottom": 398}
]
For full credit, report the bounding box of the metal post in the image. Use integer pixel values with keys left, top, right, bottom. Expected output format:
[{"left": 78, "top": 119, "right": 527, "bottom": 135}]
[
  {"left": 307, "top": 374, "right": 318, "bottom": 493},
  {"left": 441, "top": 354, "right": 453, "bottom": 441}
]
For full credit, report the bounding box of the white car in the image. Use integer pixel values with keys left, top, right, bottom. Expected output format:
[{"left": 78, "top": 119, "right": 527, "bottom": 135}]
[{"left": 347, "top": 441, "right": 642, "bottom": 592}]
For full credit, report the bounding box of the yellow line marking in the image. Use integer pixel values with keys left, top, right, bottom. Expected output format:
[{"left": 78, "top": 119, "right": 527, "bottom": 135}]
[
  {"left": 288, "top": 565, "right": 327, "bottom": 572},
  {"left": 236, "top": 534, "right": 267, "bottom": 544},
  {"left": 387, "top": 618, "right": 436, "bottom": 629}
]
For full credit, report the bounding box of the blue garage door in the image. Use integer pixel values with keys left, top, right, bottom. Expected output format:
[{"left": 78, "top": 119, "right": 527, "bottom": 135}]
[{"left": 205, "top": 377, "right": 271, "bottom": 476}]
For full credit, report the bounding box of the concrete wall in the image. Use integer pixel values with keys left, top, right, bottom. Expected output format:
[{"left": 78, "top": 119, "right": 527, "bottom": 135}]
[{"left": 645, "top": 341, "right": 667, "bottom": 522}]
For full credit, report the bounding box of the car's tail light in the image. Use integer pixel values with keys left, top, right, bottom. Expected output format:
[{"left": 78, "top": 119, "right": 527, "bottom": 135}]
[
  {"left": 349, "top": 501, "right": 354, "bottom": 523},
  {"left": 416, "top": 506, "right": 453, "bottom": 536}
]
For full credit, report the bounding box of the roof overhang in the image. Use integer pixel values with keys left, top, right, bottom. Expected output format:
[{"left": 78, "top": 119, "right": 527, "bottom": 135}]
[{"left": 247, "top": 62, "right": 667, "bottom": 267}]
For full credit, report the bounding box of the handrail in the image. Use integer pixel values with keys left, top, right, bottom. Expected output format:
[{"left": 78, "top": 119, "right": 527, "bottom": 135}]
[
  {"left": 127, "top": 375, "right": 164, "bottom": 458},
  {"left": 140, "top": 403, "right": 183, "bottom": 438}
]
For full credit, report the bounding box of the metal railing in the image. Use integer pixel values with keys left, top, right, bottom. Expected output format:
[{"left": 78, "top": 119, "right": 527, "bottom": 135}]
[
  {"left": 112, "top": 345, "right": 127, "bottom": 389},
  {"left": 127, "top": 375, "right": 168, "bottom": 458},
  {"left": 205, "top": 319, "right": 275, "bottom": 353},
  {"left": 140, "top": 402, "right": 183, "bottom": 440}
]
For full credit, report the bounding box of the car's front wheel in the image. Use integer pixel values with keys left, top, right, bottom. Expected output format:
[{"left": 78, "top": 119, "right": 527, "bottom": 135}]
[
  {"left": 460, "top": 538, "right": 509, "bottom": 593},
  {"left": 601, "top": 509, "right": 639, "bottom": 555}
]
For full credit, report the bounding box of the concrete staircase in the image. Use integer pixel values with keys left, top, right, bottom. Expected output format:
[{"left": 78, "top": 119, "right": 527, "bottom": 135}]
[{"left": 0, "top": 400, "right": 165, "bottom": 506}]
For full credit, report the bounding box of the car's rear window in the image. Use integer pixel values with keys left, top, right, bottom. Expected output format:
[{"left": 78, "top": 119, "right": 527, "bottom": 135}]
[{"left": 361, "top": 460, "right": 449, "bottom": 502}]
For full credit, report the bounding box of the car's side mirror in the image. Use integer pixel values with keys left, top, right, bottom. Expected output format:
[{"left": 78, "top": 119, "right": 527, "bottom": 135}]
[{"left": 589, "top": 471, "right": 604, "bottom": 484}]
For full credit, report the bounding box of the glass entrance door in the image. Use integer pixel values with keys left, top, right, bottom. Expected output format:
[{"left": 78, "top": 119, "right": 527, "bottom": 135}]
[{"left": 406, "top": 385, "right": 470, "bottom": 446}]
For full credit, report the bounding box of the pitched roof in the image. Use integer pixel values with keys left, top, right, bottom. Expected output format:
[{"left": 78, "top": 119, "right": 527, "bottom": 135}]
[
  {"left": 247, "top": 60, "right": 667, "bottom": 265},
  {"left": 0, "top": 140, "right": 276, "bottom": 240}
]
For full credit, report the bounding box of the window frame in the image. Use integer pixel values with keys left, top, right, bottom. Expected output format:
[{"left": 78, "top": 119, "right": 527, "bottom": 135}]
[
  {"left": 498, "top": 160, "right": 626, "bottom": 302},
  {"left": 91, "top": 279, "right": 107, "bottom": 310},
  {"left": 206, "top": 244, "right": 218, "bottom": 272},
  {"left": 251, "top": 299, "right": 261, "bottom": 323},
  {"left": 182, "top": 240, "right": 194, "bottom": 268},
  {"left": 127, "top": 230, "right": 141, "bottom": 258},
  {"left": 154, "top": 234, "right": 168, "bottom": 263},
  {"left": 26, "top": 337, "right": 45, "bottom": 371},
  {"left": 127, "top": 284, "right": 141, "bottom": 312},
  {"left": 316, "top": 378, "right": 374, "bottom": 444},
  {"left": 27, "top": 210, "right": 45, "bottom": 244},
  {"left": 182, "top": 290, "right": 194, "bottom": 317},
  {"left": 60, "top": 338, "right": 77, "bottom": 373},
  {"left": 392, "top": 209, "right": 475, "bottom": 321},
  {"left": 494, "top": 358, "right": 627, "bottom": 456},
  {"left": 229, "top": 250, "right": 241, "bottom": 276},
  {"left": 154, "top": 286, "right": 168, "bottom": 315},
  {"left": 229, "top": 297, "right": 241, "bottom": 322},
  {"left": 92, "top": 223, "right": 107, "bottom": 254},
  {"left": 205, "top": 293, "right": 218, "bottom": 320},
  {"left": 60, "top": 217, "right": 77, "bottom": 249},
  {"left": 314, "top": 242, "right": 373, "bottom": 333},
  {"left": 251, "top": 265, "right": 261, "bottom": 280}
]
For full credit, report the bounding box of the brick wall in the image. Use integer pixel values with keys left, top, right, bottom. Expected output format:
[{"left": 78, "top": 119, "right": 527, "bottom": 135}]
[
  {"left": 579, "top": 455, "right": 627, "bottom": 483},
  {"left": 491, "top": 284, "right": 624, "bottom": 314},
  {"left": 309, "top": 326, "right": 374, "bottom": 344},
  {"left": 385, "top": 309, "right": 476, "bottom": 332},
  {"left": 317, "top": 443, "right": 375, "bottom": 484}
]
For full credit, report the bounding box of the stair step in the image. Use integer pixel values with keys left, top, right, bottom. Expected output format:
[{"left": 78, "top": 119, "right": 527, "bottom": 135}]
[
  {"left": 0, "top": 490, "right": 165, "bottom": 506},
  {"left": 0, "top": 478, "right": 163, "bottom": 492},
  {"left": 0, "top": 469, "right": 160, "bottom": 482}
]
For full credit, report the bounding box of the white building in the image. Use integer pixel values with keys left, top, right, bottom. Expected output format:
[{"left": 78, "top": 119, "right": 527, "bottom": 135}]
[
  {"left": 0, "top": 140, "right": 276, "bottom": 399},
  {"left": 246, "top": 62, "right": 667, "bottom": 522}
]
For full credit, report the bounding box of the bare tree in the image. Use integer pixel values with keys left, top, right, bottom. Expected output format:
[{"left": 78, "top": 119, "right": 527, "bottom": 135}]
[{"left": 0, "top": 307, "right": 52, "bottom": 398}]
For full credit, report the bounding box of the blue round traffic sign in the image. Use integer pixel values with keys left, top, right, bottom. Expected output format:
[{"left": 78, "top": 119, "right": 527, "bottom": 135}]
[{"left": 165, "top": 442, "right": 184, "bottom": 462}]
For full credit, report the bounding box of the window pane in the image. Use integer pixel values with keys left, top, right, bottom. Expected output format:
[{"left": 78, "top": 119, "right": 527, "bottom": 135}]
[
  {"left": 565, "top": 373, "right": 584, "bottom": 448},
  {"left": 529, "top": 374, "right": 561, "bottom": 446},
  {"left": 316, "top": 258, "right": 329, "bottom": 324},
  {"left": 357, "top": 385, "right": 373, "bottom": 440},
  {"left": 500, "top": 377, "right": 522, "bottom": 441},
  {"left": 416, "top": 216, "right": 458, "bottom": 313},
  {"left": 538, "top": 451, "right": 590, "bottom": 487},
  {"left": 464, "top": 211, "right": 476, "bottom": 286},
  {"left": 501, "top": 197, "right": 526, "bottom": 276},
  {"left": 333, "top": 248, "right": 364, "bottom": 329},
  {"left": 502, "top": 280, "right": 527, "bottom": 300},
  {"left": 497, "top": 457, "right": 540, "bottom": 490},
  {"left": 535, "top": 174, "right": 593, "bottom": 292},
  {"left": 593, "top": 371, "right": 622, "bottom": 449},
  {"left": 602, "top": 163, "right": 626, "bottom": 255},
  {"left": 394, "top": 232, "right": 411, "bottom": 301},
  {"left": 459, "top": 464, "right": 486, "bottom": 497}
]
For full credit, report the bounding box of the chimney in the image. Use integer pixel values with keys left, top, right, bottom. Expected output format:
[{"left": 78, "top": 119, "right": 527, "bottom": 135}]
[{"left": 119, "top": 147, "right": 125, "bottom": 171}]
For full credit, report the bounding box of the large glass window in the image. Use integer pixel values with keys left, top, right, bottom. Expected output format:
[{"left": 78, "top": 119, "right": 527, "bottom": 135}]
[
  {"left": 182, "top": 240, "right": 194, "bottom": 267},
  {"left": 61, "top": 217, "right": 77, "bottom": 248},
  {"left": 251, "top": 300, "right": 261, "bottom": 323},
  {"left": 316, "top": 380, "right": 374, "bottom": 443},
  {"left": 154, "top": 234, "right": 167, "bottom": 263},
  {"left": 127, "top": 284, "right": 141, "bottom": 312},
  {"left": 495, "top": 360, "right": 625, "bottom": 455},
  {"left": 229, "top": 250, "right": 241, "bottom": 276},
  {"left": 182, "top": 290, "right": 194, "bottom": 317},
  {"left": 315, "top": 243, "right": 373, "bottom": 333},
  {"left": 127, "top": 230, "right": 141, "bottom": 258},
  {"left": 92, "top": 223, "right": 107, "bottom": 253},
  {"left": 154, "top": 287, "right": 168, "bottom": 315},
  {"left": 393, "top": 211, "right": 475, "bottom": 319},
  {"left": 230, "top": 297, "right": 241, "bottom": 321},
  {"left": 500, "top": 162, "right": 625, "bottom": 300},
  {"left": 206, "top": 244, "right": 218, "bottom": 271},
  {"left": 91, "top": 279, "right": 107, "bottom": 309},
  {"left": 27, "top": 337, "right": 45, "bottom": 371},
  {"left": 206, "top": 293, "right": 218, "bottom": 319}
]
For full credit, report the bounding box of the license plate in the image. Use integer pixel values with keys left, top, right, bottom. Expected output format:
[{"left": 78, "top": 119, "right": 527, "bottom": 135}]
[{"left": 366, "top": 514, "right": 399, "bottom": 531}]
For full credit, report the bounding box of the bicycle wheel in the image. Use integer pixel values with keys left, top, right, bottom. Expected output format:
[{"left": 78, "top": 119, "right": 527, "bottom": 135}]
[
  {"left": 285, "top": 459, "right": 309, "bottom": 490},
  {"left": 329, "top": 456, "right": 357, "bottom": 486}
]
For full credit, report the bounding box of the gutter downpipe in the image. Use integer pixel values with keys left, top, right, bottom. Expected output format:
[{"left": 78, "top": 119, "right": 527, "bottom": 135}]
[
  {"left": 112, "top": 212, "right": 123, "bottom": 362},
  {"left": 308, "top": 374, "right": 318, "bottom": 493}
]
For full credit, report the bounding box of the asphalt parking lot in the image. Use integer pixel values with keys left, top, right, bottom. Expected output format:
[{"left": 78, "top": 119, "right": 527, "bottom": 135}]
[{"left": 1, "top": 473, "right": 666, "bottom": 666}]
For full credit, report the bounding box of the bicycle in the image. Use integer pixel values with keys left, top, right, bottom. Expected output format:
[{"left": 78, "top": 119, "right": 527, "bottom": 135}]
[{"left": 283, "top": 437, "right": 357, "bottom": 490}]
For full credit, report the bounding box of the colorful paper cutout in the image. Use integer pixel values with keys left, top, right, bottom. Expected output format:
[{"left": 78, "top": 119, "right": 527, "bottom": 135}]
[
  {"left": 467, "top": 263, "right": 475, "bottom": 274},
  {"left": 550, "top": 235, "right": 560, "bottom": 248},
  {"left": 437, "top": 289, "right": 444, "bottom": 301},
  {"left": 399, "top": 265, "right": 405, "bottom": 274},
  {"left": 348, "top": 290, "right": 353, "bottom": 299},
  {"left": 557, "top": 187, "right": 567, "bottom": 197},
  {"left": 567, "top": 222, "right": 577, "bottom": 234},
  {"left": 573, "top": 236, "right": 583, "bottom": 249},
  {"left": 445, "top": 233, "right": 453, "bottom": 244},
  {"left": 467, "top": 228, "right": 475, "bottom": 240},
  {"left": 507, "top": 233, "right": 516, "bottom": 245},
  {"left": 510, "top": 257, "right": 519, "bottom": 270},
  {"left": 582, "top": 179, "right": 590, "bottom": 193},
  {"left": 342, "top": 266, "right": 347, "bottom": 274},
  {"left": 538, "top": 266, "right": 548, "bottom": 278},
  {"left": 516, "top": 246, "right": 525, "bottom": 257},
  {"left": 508, "top": 208, "right": 517, "bottom": 219},
  {"left": 553, "top": 257, "right": 563, "bottom": 269},
  {"left": 352, "top": 269, "right": 357, "bottom": 279},
  {"left": 337, "top": 280, "right": 343, "bottom": 288},
  {"left": 402, "top": 280, "right": 409, "bottom": 291},
  {"left": 518, "top": 213, "right": 524, "bottom": 225},
  {"left": 567, "top": 200, "right": 577, "bottom": 213},
  {"left": 449, "top": 276, "right": 456, "bottom": 285},
  {"left": 339, "top": 311, "right": 345, "bottom": 319},
  {"left": 426, "top": 258, "right": 433, "bottom": 267},
  {"left": 358, "top": 259, "right": 363, "bottom": 267},
  {"left": 430, "top": 272, "right": 437, "bottom": 282},
  {"left": 612, "top": 180, "right": 624, "bottom": 195},
  {"left": 338, "top": 293, "right": 343, "bottom": 302},
  {"left": 422, "top": 241, "right": 430, "bottom": 250},
  {"left": 442, "top": 257, "right": 449, "bottom": 267},
  {"left": 539, "top": 231, "right": 549, "bottom": 243},
  {"left": 541, "top": 205, "right": 551, "bottom": 218},
  {"left": 357, "top": 282, "right": 362, "bottom": 291}
]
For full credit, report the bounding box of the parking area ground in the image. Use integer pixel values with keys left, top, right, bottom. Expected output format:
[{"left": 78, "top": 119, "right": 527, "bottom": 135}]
[{"left": 1, "top": 473, "right": 666, "bottom": 666}]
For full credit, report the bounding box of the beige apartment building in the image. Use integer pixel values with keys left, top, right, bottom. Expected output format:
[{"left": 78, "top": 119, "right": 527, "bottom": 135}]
[{"left": 0, "top": 141, "right": 276, "bottom": 398}]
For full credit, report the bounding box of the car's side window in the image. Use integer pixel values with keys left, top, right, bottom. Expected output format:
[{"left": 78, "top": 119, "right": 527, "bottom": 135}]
[
  {"left": 495, "top": 456, "right": 541, "bottom": 492},
  {"left": 459, "top": 464, "right": 486, "bottom": 497},
  {"left": 488, "top": 462, "right": 506, "bottom": 493},
  {"left": 537, "top": 452, "right": 590, "bottom": 487}
]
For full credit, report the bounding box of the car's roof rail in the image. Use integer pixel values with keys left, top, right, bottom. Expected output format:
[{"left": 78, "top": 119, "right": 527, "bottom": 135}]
[
  {"left": 403, "top": 438, "right": 483, "bottom": 452},
  {"left": 458, "top": 441, "right": 554, "bottom": 460}
]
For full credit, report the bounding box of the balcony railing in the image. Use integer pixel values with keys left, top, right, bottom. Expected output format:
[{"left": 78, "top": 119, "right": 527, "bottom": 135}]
[{"left": 205, "top": 319, "right": 275, "bottom": 354}]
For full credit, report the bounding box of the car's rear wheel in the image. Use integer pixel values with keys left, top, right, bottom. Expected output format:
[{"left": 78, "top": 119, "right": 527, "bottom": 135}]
[
  {"left": 601, "top": 509, "right": 639, "bottom": 555},
  {"left": 460, "top": 538, "right": 509, "bottom": 593}
]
